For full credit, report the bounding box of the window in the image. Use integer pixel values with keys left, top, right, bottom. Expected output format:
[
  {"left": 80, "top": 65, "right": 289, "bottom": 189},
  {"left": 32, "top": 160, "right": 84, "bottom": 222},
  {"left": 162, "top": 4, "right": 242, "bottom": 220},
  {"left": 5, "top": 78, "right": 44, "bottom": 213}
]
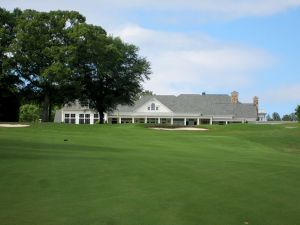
[
  {"left": 85, "top": 114, "right": 90, "bottom": 124},
  {"left": 64, "top": 114, "right": 70, "bottom": 123},
  {"left": 71, "top": 114, "right": 76, "bottom": 124},
  {"left": 79, "top": 114, "right": 84, "bottom": 124},
  {"left": 151, "top": 103, "right": 155, "bottom": 111},
  {"left": 94, "top": 114, "right": 99, "bottom": 124},
  {"left": 156, "top": 107, "right": 159, "bottom": 110},
  {"left": 78, "top": 114, "right": 91, "bottom": 124},
  {"left": 148, "top": 107, "right": 150, "bottom": 110}
]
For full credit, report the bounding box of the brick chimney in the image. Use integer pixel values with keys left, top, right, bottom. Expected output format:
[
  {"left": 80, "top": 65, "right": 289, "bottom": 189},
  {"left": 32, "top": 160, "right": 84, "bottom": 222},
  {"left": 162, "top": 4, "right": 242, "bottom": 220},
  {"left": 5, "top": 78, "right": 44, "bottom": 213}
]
[
  {"left": 253, "top": 96, "right": 259, "bottom": 114},
  {"left": 231, "top": 91, "right": 239, "bottom": 104}
]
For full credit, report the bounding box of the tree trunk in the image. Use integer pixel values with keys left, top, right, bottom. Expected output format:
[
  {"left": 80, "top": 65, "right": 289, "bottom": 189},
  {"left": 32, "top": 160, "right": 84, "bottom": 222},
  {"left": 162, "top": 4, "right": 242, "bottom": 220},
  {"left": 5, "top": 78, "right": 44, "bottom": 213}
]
[
  {"left": 48, "top": 101, "right": 52, "bottom": 122},
  {"left": 42, "top": 93, "right": 50, "bottom": 122},
  {"left": 99, "top": 111, "right": 105, "bottom": 124}
]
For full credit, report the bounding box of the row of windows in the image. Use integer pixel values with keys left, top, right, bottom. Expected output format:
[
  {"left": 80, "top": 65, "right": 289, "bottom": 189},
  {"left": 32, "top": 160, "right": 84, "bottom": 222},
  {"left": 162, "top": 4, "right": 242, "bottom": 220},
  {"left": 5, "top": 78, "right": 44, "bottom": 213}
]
[
  {"left": 65, "top": 113, "right": 99, "bottom": 118},
  {"left": 64, "top": 113, "right": 99, "bottom": 124},
  {"left": 148, "top": 103, "right": 159, "bottom": 111},
  {"left": 64, "top": 114, "right": 76, "bottom": 118}
]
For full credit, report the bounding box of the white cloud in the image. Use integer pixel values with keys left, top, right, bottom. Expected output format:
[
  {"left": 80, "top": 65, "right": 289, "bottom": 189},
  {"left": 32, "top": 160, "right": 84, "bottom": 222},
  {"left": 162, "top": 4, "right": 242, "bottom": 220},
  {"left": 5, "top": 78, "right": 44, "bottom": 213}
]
[
  {"left": 4, "top": 0, "right": 300, "bottom": 27},
  {"left": 114, "top": 25, "right": 274, "bottom": 94}
]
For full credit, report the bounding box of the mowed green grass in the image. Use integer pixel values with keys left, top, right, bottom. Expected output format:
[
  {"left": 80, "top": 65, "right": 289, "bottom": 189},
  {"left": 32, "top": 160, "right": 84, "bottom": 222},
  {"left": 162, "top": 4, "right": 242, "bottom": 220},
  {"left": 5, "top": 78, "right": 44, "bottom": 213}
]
[{"left": 0, "top": 123, "right": 300, "bottom": 225}]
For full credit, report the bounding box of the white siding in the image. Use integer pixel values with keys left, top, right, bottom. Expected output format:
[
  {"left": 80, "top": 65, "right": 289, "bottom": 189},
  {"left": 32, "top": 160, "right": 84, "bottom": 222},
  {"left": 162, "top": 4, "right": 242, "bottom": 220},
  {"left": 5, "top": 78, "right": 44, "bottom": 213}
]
[{"left": 135, "top": 98, "right": 172, "bottom": 113}]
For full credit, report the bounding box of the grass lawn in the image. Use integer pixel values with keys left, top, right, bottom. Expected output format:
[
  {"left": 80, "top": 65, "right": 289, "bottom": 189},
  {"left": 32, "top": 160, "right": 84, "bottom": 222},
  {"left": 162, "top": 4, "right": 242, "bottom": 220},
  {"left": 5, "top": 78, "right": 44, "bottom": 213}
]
[{"left": 0, "top": 123, "right": 300, "bottom": 225}]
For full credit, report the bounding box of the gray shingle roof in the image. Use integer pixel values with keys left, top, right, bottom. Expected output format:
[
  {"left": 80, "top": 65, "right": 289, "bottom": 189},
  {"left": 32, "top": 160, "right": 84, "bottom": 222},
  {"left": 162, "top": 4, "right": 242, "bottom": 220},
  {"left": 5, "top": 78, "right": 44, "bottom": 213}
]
[{"left": 115, "top": 94, "right": 257, "bottom": 118}]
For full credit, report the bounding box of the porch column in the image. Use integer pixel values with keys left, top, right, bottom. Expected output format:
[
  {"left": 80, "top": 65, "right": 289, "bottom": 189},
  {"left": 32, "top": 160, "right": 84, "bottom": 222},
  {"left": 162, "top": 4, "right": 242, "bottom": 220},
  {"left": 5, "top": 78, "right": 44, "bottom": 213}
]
[
  {"left": 118, "top": 117, "right": 122, "bottom": 124},
  {"left": 145, "top": 117, "right": 147, "bottom": 123},
  {"left": 197, "top": 118, "right": 200, "bottom": 126},
  {"left": 225, "top": 121, "right": 228, "bottom": 125},
  {"left": 75, "top": 113, "right": 79, "bottom": 124},
  {"left": 171, "top": 117, "right": 174, "bottom": 125},
  {"left": 210, "top": 117, "right": 213, "bottom": 125},
  {"left": 132, "top": 117, "right": 135, "bottom": 123},
  {"left": 184, "top": 118, "right": 187, "bottom": 126},
  {"left": 90, "top": 114, "right": 94, "bottom": 124},
  {"left": 158, "top": 118, "right": 161, "bottom": 124}
]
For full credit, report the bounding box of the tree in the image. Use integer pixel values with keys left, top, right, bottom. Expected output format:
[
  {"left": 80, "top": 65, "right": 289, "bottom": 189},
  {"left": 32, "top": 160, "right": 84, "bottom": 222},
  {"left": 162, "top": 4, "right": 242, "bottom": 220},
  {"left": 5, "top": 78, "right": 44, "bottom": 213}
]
[
  {"left": 272, "top": 112, "right": 281, "bottom": 121},
  {"left": 0, "top": 8, "right": 21, "bottom": 121},
  {"left": 290, "top": 113, "right": 297, "bottom": 121},
  {"left": 295, "top": 105, "right": 300, "bottom": 122},
  {"left": 134, "top": 90, "right": 154, "bottom": 101},
  {"left": 282, "top": 114, "right": 292, "bottom": 121},
  {"left": 71, "top": 24, "right": 151, "bottom": 123},
  {"left": 19, "top": 104, "right": 40, "bottom": 122},
  {"left": 266, "top": 114, "right": 272, "bottom": 121},
  {"left": 10, "top": 9, "right": 85, "bottom": 122}
]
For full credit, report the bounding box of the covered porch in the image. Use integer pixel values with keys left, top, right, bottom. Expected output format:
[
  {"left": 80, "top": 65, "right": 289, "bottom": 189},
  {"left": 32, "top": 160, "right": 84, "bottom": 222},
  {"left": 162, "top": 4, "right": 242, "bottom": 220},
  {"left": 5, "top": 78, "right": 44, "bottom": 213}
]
[{"left": 107, "top": 116, "right": 214, "bottom": 126}]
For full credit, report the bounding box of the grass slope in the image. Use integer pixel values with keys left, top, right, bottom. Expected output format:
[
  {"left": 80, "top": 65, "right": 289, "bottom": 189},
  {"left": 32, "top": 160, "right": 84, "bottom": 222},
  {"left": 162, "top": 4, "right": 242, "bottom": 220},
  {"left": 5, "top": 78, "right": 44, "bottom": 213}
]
[{"left": 0, "top": 123, "right": 299, "bottom": 225}]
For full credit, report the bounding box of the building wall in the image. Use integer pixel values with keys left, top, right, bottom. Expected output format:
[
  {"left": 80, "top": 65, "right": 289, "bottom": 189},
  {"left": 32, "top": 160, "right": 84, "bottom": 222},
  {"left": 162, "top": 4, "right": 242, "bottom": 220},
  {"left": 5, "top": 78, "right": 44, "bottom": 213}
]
[{"left": 54, "top": 110, "right": 107, "bottom": 124}]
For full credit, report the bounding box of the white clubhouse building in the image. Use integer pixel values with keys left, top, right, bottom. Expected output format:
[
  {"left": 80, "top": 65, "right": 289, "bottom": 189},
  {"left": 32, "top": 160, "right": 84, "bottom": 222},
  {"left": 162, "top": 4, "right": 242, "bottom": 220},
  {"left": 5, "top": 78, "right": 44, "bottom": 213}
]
[{"left": 54, "top": 91, "right": 262, "bottom": 125}]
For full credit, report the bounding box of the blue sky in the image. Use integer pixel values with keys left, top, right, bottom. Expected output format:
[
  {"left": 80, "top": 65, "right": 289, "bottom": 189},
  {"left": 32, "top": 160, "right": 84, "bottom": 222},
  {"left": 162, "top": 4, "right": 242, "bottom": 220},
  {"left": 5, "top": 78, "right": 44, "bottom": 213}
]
[{"left": 2, "top": 0, "right": 300, "bottom": 116}]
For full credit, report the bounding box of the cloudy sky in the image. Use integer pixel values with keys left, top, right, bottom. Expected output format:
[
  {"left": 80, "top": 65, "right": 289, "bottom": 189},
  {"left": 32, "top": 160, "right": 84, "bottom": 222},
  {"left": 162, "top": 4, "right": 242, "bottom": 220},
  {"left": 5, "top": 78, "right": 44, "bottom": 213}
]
[{"left": 2, "top": 0, "right": 300, "bottom": 115}]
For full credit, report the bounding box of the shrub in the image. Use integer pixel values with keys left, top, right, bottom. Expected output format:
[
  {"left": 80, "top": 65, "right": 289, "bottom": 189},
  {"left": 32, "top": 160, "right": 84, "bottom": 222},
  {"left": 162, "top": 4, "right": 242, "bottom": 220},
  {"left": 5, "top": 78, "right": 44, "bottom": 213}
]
[{"left": 19, "top": 104, "right": 40, "bottom": 122}]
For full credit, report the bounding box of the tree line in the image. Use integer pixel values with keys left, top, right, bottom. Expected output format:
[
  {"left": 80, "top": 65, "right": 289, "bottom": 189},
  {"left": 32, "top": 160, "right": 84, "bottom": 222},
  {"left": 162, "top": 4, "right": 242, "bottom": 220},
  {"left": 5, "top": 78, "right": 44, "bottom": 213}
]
[
  {"left": 267, "top": 107, "right": 300, "bottom": 122},
  {"left": 0, "top": 7, "right": 151, "bottom": 123}
]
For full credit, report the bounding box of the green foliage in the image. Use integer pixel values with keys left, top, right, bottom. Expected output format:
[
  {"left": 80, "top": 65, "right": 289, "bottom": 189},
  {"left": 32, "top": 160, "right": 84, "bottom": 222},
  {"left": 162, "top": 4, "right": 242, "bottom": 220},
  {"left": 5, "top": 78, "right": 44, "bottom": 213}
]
[
  {"left": 282, "top": 114, "right": 292, "bottom": 121},
  {"left": 9, "top": 9, "right": 86, "bottom": 121},
  {"left": 134, "top": 90, "right": 154, "bottom": 100},
  {"left": 282, "top": 113, "right": 297, "bottom": 121},
  {"left": 71, "top": 24, "right": 151, "bottom": 123},
  {"left": 272, "top": 112, "right": 281, "bottom": 121},
  {"left": 1, "top": 7, "right": 151, "bottom": 123},
  {"left": 296, "top": 105, "right": 300, "bottom": 122},
  {"left": 0, "top": 7, "right": 17, "bottom": 74},
  {"left": 0, "top": 124, "right": 300, "bottom": 225},
  {"left": 19, "top": 104, "right": 40, "bottom": 122}
]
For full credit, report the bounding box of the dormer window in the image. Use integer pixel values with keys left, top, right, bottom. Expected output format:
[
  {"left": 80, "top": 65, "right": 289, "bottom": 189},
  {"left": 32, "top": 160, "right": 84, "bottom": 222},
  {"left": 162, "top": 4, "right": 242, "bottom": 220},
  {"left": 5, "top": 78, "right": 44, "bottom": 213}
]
[
  {"left": 148, "top": 102, "right": 159, "bottom": 111},
  {"left": 151, "top": 103, "right": 155, "bottom": 111}
]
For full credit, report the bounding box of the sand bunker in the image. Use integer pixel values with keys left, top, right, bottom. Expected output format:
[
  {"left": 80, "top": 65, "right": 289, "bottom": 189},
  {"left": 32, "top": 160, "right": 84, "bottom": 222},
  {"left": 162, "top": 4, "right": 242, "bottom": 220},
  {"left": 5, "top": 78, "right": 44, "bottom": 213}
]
[
  {"left": 152, "top": 127, "right": 208, "bottom": 131},
  {"left": 0, "top": 124, "right": 30, "bottom": 128}
]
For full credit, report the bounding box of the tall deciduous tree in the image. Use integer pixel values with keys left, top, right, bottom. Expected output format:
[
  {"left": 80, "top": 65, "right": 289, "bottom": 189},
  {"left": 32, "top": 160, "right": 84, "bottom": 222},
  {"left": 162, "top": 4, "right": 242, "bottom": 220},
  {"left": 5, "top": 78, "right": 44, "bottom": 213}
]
[
  {"left": 71, "top": 24, "right": 151, "bottom": 123},
  {"left": 0, "top": 8, "right": 21, "bottom": 121},
  {"left": 10, "top": 9, "right": 85, "bottom": 121},
  {"left": 272, "top": 112, "right": 281, "bottom": 121}
]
